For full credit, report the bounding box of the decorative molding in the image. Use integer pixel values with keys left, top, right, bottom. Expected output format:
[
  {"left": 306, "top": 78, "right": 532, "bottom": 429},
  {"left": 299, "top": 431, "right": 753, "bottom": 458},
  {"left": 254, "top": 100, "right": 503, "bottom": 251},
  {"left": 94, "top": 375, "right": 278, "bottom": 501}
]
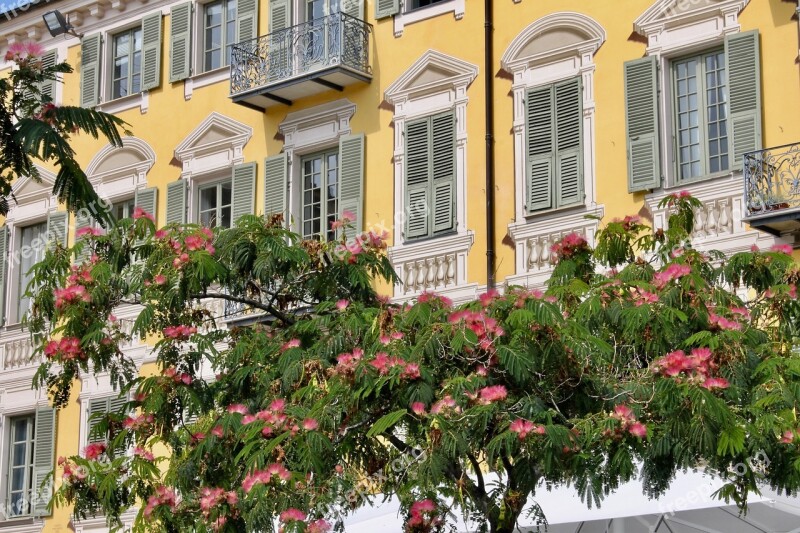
[
  {"left": 505, "top": 205, "right": 604, "bottom": 290},
  {"left": 634, "top": 0, "right": 749, "bottom": 55},
  {"left": 72, "top": 510, "right": 137, "bottom": 533},
  {"left": 393, "top": 0, "right": 464, "bottom": 38},
  {"left": 184, "top": 67, "right": 231, "bottom": 101},
  {"left": 500, "top": 11, "right": 606, "bottom": 73},
  {"left": 386, "top": 49, "right": 477, "bottom": 259},
  {"left": 645, "top": 176, "right": 785, "bottom": 255},
  {"left": 501, "top": 13, "right": 604, "bottom": 224},
  {"left": 7, "top": 166, "right": 57, "bottom": 220},
  {"left": 388, "top": 231, "right": 477, "bottom": 304},
  {"left": 174, "top": 112, "right": 253, "bottom": 178},
  {"left": 279, "top": 99, "right": 356, "bottom": 154},
  {"left": 86, "top": 137, "right": 156, "bottom": 202}
]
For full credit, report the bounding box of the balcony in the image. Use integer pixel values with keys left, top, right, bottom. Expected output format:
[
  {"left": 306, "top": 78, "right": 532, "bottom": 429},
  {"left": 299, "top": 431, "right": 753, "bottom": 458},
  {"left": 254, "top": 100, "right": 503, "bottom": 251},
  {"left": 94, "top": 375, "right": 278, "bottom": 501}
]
[
  {"left": 230, "top": 12, "right": 372, "bottom": 110},
  {"left": 743, "top": 143, "right": 800, "bottom": 239}
]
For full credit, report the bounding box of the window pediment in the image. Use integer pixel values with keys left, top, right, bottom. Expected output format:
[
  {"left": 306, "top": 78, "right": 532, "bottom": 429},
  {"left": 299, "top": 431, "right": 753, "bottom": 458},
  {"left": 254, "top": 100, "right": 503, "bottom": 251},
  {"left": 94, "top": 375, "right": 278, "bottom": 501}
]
[
  {"left": 501, "top": 12, "right": 605, "bottom": 73},
  {"left": 9, "top": 167, "right": 55, "bottom": 206},
  {"left": 174, "top": 112, "right": 252, "bottom": 177},
  {"left": 86, "top": 137, "right": 156, "bottom": 184},
  {"left": 384, "top": 50, "right": 478, "bottom": 105}
]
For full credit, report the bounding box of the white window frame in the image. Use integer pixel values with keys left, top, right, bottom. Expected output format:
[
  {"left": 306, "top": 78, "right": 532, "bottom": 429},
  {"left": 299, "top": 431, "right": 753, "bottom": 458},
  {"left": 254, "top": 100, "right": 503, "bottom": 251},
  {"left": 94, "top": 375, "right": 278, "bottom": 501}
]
[
  {"left": 500, "top": 12, "right": 605, "bottom": 288},
  {"left": 279, "top": 99, "right": 356, "bottom": 236},
  {"left": 4, "top": 414, "right": 35, "bottom": 519},
  {"left": 109, "top": 25, "right": 144, "bottom": 101},
  {"left": 634, "top": 0, "right": 748, "bottom": 188},
  {"left": 86, "top": 137, "right": 156, "bottom": 213},
  {"left": 384, "top": 50, "right": 477, "bottom": 303},
  {"left": 175, "top": 112, "right": 253, "bottom": 222},
  {"left": 201, "top": 0, "right": 238, "bottom": 72},
  {"left": 393, "top": 0, "right": 464, "bottom": 38},
  {"left": 196, "top": 176, "right": 234, "bottom": 228},
  {"left": 299, "top": 149, "right": 340, "bottom": 240}
]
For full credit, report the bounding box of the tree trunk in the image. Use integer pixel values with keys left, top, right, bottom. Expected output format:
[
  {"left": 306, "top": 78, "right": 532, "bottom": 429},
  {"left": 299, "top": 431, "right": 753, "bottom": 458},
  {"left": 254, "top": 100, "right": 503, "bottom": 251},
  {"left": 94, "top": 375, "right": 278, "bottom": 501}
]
[{"left": 488, "top": 490, "right": 526, "bottom": 533}]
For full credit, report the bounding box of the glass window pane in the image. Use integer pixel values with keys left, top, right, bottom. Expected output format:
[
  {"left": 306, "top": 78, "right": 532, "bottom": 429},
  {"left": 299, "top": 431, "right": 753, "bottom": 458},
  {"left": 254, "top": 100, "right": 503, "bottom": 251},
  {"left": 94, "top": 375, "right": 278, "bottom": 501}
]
[
  {"left": 221, "top": 182, "right": 232, "bottom": 207},
  {"left": 200, "top": 187, "right": 217, "bottom": 211},
  {"left": 220, "top": 206, "right": 232, "bottom": 228}
]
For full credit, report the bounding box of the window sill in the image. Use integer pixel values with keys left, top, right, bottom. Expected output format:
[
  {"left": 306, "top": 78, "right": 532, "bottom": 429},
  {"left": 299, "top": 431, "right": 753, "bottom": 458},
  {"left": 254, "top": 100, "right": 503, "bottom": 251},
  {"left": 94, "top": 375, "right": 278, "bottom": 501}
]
[
  {"left": 95, "top": 91, "right": 149, "bottom": 115},
  {"left": 663, "top": 169, "right": 740, "bottom": 191},
  {"left": 184, "top": 67, "right": 231, "bottom": 101},
  {"left": 394, "top": 0, "right": 464, "bottom": 38},
  {"left": 523, "top": 201, "right": 590, "bottom": 221},
  {"left": 0, "top": 517, "right": 44, "bottom": 533}
]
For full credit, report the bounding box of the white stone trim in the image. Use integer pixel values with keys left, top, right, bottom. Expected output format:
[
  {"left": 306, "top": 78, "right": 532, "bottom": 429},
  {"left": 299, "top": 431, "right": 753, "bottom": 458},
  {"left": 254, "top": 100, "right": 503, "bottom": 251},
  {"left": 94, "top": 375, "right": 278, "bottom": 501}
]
[
  {"left": 645, "top": 176, "right": 786, "bottom": 256},
  {"left": 505, "top": 205, "right": 604, "bottom": 290},
  {"left": 184, "top": 67, "right": 231, "bottom": 101},
  {"left": 86, "top": 137, "right": 156, "bottom": 206},
  {"left": 385, "top": 49, "right": 477, "bottom": 241},
  {"left": 174, "top": 112, "right": 253, "bottom": 223},
  {"left": 388, "top": 231, "right": 477, "bottom": 304},
  {"left": 278, "top": 100, "right": 356, "bottom": 233},
  {"left": 501, "top": 12, "right": 605, "bottom": 224},
  {"left": 72, "top": 509, "right": 137, "bottom": 532},
  {"left": 393, "top": 0, "right": 464, "bottom": 38}
]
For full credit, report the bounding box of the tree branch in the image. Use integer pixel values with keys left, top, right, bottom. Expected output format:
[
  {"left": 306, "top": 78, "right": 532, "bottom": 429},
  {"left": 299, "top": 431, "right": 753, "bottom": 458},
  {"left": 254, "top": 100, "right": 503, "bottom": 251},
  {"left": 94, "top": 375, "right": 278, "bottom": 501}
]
[
  {"left": 501, "top": 455, "right": 516, "bottom": 491},
  {"left": 467, "top": 452, "right": 485, "bottom": 496},
  {"left": 192, "top": 292, "right": 295, "bottom": 325}
]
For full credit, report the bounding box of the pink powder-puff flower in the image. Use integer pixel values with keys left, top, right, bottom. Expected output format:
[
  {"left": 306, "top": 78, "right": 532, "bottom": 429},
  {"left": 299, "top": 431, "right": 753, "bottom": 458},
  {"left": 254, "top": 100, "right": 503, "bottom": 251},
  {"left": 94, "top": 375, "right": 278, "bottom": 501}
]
[
  {"left": 211, "top": 425, "right": 224, "bottom": 438},
  {"left": 781, "top": 430, "right": 795, "bottom": 444},
  {"left": 307, "top": 519, "right": 332, "bottom": 533},
  {"left": 509, "top": 419, "right": 536, "bottom": 440},
  {"left": 701, "top": 377, "right": 730, "bottom": 390},
  {"left": 628, "top": 422, "right": 648, "bottom": 438},
  {"left": 154, "top": 274, "right": 167, "bottom": 285},
  {"left": 227, "top": 404, "right": 249, "bottom": 415},
  {"left": 133, "top": 206, "right": 155, "bottom": 222},
  {"left": 302, "top": 418, "right": 319, "bottom": 431},
  {"left": 411, "top": 402, "right": 426, "bottom": 416},
  {"left": 84, "top": 442, "right": 106, "bottom": 460},
  {"left": 336, "top": 299, "right": 349, "bottom": 310},
  {"left": 279, "top": 508, "right": 307, "bottom": 523},
  {"left": 770, "top": 244, "right": 793, "bottom": 254},
  {"left": 76, "top": 226, "right": 103, "bottom": 238},
  {"left": 281, "top": 339, "right": 301, "bottom": 351},
  {"left": 478, "top": 385, "right": 507, "bottom": 403}
]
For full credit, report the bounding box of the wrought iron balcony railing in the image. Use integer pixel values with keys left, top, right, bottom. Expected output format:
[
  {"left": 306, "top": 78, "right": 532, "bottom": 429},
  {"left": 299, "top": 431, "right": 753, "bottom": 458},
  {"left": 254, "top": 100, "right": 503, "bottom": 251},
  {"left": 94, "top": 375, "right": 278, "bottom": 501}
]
[
  {"left": 230, "top": 12, "right": 372, "bottom": 102},
  {"left": 744, "top": 142, "right": 800, "bottom": 219}
]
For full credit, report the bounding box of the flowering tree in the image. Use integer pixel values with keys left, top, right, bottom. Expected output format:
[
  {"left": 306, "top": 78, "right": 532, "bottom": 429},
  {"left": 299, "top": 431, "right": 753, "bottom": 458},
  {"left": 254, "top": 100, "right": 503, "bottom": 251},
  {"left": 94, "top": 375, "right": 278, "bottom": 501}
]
[
  {"left": 1, "top": 43, "right": 127, "bottom": 224},
  {"left": 26, "top": 196, "right": 800, "bottom": 533}
]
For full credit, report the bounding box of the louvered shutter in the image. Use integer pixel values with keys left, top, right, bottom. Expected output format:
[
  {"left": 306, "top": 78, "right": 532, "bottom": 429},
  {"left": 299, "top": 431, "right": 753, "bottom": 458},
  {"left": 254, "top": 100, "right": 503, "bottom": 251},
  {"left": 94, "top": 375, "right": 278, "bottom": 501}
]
[
  {"left": 554, "top": 78, "right": 583, "bottom": 207},
  {"left": 135, "top": 187, "right": 158, "bottom": 220},
  {"left": 87, "top": 397, "right": 109, "bottom": 444},
  {"left": 526, "top": 85, "right": 554, "bottom": 212},
  {"left": 338, "top": 134, "right": 365, "bottom": 232},
  {"left": 269, "top": 0, "right": 291, "bottom": 81},
  {"left": 141, "top": 13, "right": 162, "bottom": 90},
  {"left": 166, "top": 180, "right": 187, "bottom": 224},
  {"left": 375, "top": 0, "right": 399, "bottom": 19},
  {"left": 108, "top": 395, "right": 129, "bottom": 456},
  {"left": 46, "top": 212, "right": 68, "bottom": 249},
  {"left": 237, "top": 0, "right": 258, "bottom": 45},
  {"left": 624, "top": 56, "right": 661, "bottom": 192},
  {"left": 74, "top": 211, "right": 93, "bottom": 263},
  {"left": 269, "top": 0, "right": 290, "bottom": 31},
  {"left": 264, "top": 153, "right": 287, "bottom": 220},
  {"left": 405, "top": 118, "right": 430, "bottom": 239},
  {"left": 341, "top": 0, "right": 361, "bottom": 18},
  {"left": 0, "top": 226, "right": 7, "bottom": 325},
  {"left": 80, "top": 33, "right": 101, "bottom": 108},
  {"left": 38, "top": 50, "right": 58, "bottom": 103},
  {"left": 725, "top": 30, "right": 762, "bottom": 168},
  {"left": 431, "top": 112, "right": 455, "bottom": 234},
  {"left": 32, "top": 407, "right": 56, "bottom": 517},
  {"left": 232, "top": 162, "right": 257, "bottom": 224},
  {"left": 169, "top": 3, "right": 192, "bottom": 82}
]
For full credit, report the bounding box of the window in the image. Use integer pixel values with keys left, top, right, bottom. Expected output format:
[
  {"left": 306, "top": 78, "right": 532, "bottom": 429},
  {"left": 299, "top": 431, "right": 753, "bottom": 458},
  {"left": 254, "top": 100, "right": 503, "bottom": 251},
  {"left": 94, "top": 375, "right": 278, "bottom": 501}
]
[
  {"left": 408, "top": 0, "right": 446, "bottom": 10},
  {"left": 17, "top": 222, "right": 47, "bottom": 321},
  {"left": 301, "top": 151, "right": 339, "bottom": 240},
  {"left": 405, "top": 111, "right": 456, "bottom": 240},
  {"left": 111, "top": 28, "right": 143, "bottom": 100},
  {"left": 673, "top": 50, "right": 729, "bottom": 181},
  {"left": 198, "top": 180, "right": 233, "bottom": 229},
  {"left": 87, "top": 396, "right": 128, "bottom": 452},
  {"left": 112, "top": 198, "right": 136, "bottom": 220},
  {"left": 204, "top": 0, "right": 238, "bottom": 71},
  {"left": 6, "top": 415, "right": 35, "bottom": 517},
  {"left": 525, "top": 77, "right": 583, "bottom": 213}
]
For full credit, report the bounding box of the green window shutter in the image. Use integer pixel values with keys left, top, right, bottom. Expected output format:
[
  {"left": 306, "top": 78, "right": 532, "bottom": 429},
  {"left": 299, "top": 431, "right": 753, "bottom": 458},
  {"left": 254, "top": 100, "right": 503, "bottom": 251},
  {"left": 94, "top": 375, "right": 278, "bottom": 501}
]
[
  {"left": 46, "top": 211, "right": 68, "bottom": 249},
  {"left": 0, "top": 226, "right": 7, "bottom": 326},
  {"left": 232, "top": 162, "right": 257, "bottom": 224},
  {"left": 338, "top": 133, "right": 365, "bottom": 233},
  {"left": 169, "top": 3, "right": 192, "bottom": 82},
  {"left": 624, "top": 56, "right": 660, "bottom": 192},
  {"left": 431, "top": 112, "right": 455, "bottom": 234},
  {"left": 726, "top": 30, "right": 762, "bottom": 168},
  {"left": 269, "top": 0, "right": 290, "bottom": 32},
  {"left": 264, "top": 153, "right": 287, "bottom": 219},
  {"left": 79, "top": 33, "right": 101, "bottom": 108},
  {"left": 135, "top": 187, "right": 158, "bottom": 220},
  {"left": 87, "top": 397, "right": 110, "bottom": 444},
  {"left": 341, "top": 0, "right": 362, "bottom": 19},
  {"left": 237, "top": 0, "right": 258, "bottom": 44},
  {"left": 554, "top": 78, "right": 583, "bottom": 208},
  {"left": 526, "top": 85, "right": 554, "bottom": 212},
  {"left": 141, "top": 12, "right": 163, "bottom": 90},
  {"left": 405, "top": 117, "right": 431, "bottom": 239},
  {"left": 38, "top": 50, "right": 58, "bottom": 103},
  {"left": 32, "top": 407, "right": 56, "bottom": 517},
  {"left": 375, "top": 0, "right": 399, "bottom": 19},
  {"left": 166, "top": 180, "right": 187, "bottom": 224},
  {"left": 74, "top": 211, "right": 93, "bottom": 263}
]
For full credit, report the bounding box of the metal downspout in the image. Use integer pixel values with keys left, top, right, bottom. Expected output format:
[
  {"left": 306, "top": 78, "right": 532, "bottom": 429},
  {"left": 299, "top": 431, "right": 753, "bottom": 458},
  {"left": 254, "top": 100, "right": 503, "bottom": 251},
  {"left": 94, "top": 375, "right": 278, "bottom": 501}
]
[{"left": 485, "top": 0, "right": 496, "bottom": 289}]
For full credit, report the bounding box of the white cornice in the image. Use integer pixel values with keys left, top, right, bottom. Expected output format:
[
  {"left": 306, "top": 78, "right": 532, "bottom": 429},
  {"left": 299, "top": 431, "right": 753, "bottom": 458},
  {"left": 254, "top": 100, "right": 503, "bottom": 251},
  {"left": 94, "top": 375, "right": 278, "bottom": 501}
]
[
  {"left": 174, "top": 112, "right": 253, "bottom": 162},
  {"left": 86, "top": 137, "right": 156, "bottom": 184},
  {"left": 634, "top": 0, "right": 750, "bottom": 36},
  {"left": 384, "top": 49, "right": 478, "bottom": 105},
  {"left": 9, "top": 165, "right": 56, "bottom": 204},
  {"left": 501, "top": 12, "right": 606, "bottom": 73}
]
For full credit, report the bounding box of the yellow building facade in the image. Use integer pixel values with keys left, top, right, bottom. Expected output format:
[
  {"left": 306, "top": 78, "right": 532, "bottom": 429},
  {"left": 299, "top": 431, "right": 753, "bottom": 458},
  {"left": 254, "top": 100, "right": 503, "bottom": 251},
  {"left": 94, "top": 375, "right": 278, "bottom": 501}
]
[{"left": 0, "top": 0, "right": 799, "bottom": 531}]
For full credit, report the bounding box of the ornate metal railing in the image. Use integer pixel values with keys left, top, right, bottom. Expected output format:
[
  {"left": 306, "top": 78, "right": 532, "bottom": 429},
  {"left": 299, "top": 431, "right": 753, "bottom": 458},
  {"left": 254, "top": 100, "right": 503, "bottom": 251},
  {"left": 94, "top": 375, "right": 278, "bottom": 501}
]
[
  {"left": 744, "top": 142, "right": 800, "bottom": 218},
  {"left": 230, "top": 12, "right": 372, "bottom": 96}
]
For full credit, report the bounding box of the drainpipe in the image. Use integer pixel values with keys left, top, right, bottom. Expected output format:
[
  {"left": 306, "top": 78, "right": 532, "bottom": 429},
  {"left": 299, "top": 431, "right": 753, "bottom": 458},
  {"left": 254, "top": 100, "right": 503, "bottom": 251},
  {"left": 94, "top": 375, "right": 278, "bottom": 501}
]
[{"left": 484, "top": 0, "right": 496, "bottom": 290}]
